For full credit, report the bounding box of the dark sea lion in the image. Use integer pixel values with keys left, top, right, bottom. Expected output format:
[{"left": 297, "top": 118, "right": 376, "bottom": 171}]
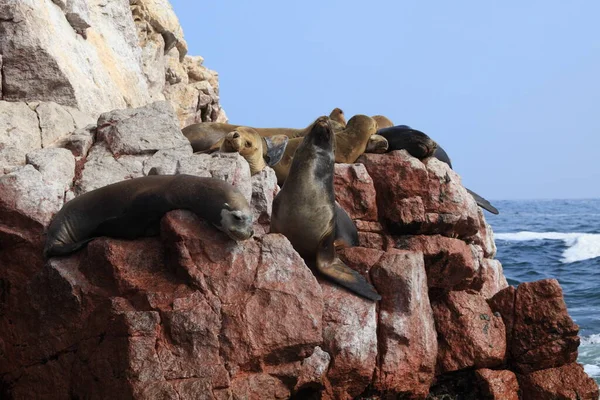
[
  {"left": 329, "top": 107, "right": 347, "bottom": 127},
  {"left": 204, "top": 127, "right": 288, "bottom": 175},
  {"left": 272, "top": 115, "right": 379, "bottom": 185},
  {"left": 44, "top": 175, "right": 254, "bottom": 257},
  {"left": 380, "top": 125, "right": 499, "bottom": 214},
  {"left": 372, "top": 115, "right": 394, "bottom": 129},
  {"left": 377, "top": 125, "right": 438, "bottom": 158},
  {"left": 270, "top": 116, "right": 381, "bottom": 301}
]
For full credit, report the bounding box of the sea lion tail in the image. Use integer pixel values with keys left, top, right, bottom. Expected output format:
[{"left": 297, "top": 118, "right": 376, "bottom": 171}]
[
  {"left": 466, "top": 188, "right": 499, "bottom": 215},
  {"left": 319, "top": 258, "right": 382, "bottom": 301}
]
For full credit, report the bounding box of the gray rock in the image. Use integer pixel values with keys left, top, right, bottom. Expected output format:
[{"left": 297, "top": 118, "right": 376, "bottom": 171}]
[
  {"left": 0, "top": 164, "right": 66, "bottom": 226},
  {"left": 250, "top": 167, "right": 279, "bottom": 225},
  {"left": 65, "top": 0, "right": 91, "bottom": 33},
  {"left": 140, "top": 33, "right": 166, "bottom": 101},
  {"left": 0, "top": 101, "right": 41, "bottom": 156},
  {"left": 57, "top": 125, "right": 95, "bottom": 158},
  {"left": 26, "top": 147, "right": 75, "bottom": 191},
  {"left": 74, "top": 142, "right": 146, "bottom": 195},
  {"left": 0, "top": 145, "right": 26, "bottom": 175},
  {"left": 65, "top": 106, "right": 95, "bottom": 130},
  {"left": 177, "top": 152, "right": 252, "bottom": 204},
  {"left": 0, "top": 54, "right": 3, "bottom": 96},
  {"left": 165, "top": 47, "right": 188, "bottom": 85},
  {"left": 97, "top": 101, "right": 188, "bottom": 155},
  {"left": 34, "top": 102, "right": 76, "bottom": 147},
  {"left": 142, "top": 146, "right": 193, "bottom": 176}
]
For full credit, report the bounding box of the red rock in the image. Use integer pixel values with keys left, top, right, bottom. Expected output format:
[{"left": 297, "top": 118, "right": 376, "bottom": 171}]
[
  {"left": 334, "top": 163, "right": 378, "bottom": 221},
  {"left": 230, "top": 373, "right": 290, "bottom": 400},
  {"left": 294, "top": 346, "right": 331, "bottom": 392},
  {"left": 511, "top": 279, "right": 580, "bottom": 373},
  {"left": 354, "top": 220, "right": 385, "bottom": 233},
  {"left": 321, "top": 280, "right": 378, "bottom": 399},
  {"left": 431, "top": 290, "right": 506, "bottom": 373},
  {"left": 488, "top": 285, "right": 516, "bottom": 347},
  {"left": 475, "top": 369, "right": 519, "bottom": 400},
  {"left": 518, "top": 363, "right": 599, "bottom": 400},
  {"left": 393, "top": 235, "right": 481, "bottom": 289},
  {"left": 371, "top": 250, "right": 438, "bottom": 398},
  {"left": 358, "top": 151, "right": 481, "bottom": 239},
  {"left": 472, "top": 258, "right": 509, "bottom": 300}
]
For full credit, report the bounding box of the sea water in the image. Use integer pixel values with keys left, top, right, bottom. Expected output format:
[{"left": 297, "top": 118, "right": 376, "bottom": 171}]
[{"left": 489, "top": 199, "right": 600, "bottom": 384}]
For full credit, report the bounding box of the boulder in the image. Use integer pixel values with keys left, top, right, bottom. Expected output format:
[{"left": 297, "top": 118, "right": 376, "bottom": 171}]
[
  {"left": 333, "top": 163, "right": 378, "bottom": 221},
  {"left": 518, "top": 363, "right": 599, "bottom": 400},
  {"left": 475, "top": 369, "right": 519, "bottom": 400},
  {"left": 431, "top": 290, "right": 506, "bottom": 373}
]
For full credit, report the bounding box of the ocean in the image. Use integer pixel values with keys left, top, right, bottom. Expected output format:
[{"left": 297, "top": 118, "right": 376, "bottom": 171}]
[{"left": 488, "top": 199, "right": 600, "bottom": 384}]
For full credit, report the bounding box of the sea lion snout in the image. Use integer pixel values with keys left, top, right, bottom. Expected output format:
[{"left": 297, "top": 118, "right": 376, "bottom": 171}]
[
  {"left": 232, "top": 131, "right": 240, "bottom": 139},
  {"left": 219, "top": 207, "right": 254, "bottom": 241}
]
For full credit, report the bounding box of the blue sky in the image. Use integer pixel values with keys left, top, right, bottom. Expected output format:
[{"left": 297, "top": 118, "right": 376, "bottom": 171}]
[{"left": 170, "top": 1, "right": 600, "bottom": 200}]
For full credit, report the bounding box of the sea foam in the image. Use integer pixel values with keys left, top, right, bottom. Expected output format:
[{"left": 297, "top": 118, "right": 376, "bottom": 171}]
[{"left": 495, "top": 231, "right": 600, "bottom": 263}]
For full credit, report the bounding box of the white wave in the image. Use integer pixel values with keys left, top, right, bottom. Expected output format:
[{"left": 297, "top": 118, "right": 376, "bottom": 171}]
[
  {"left": 582, "top": 334, "right": 600, "bottom": 346},
  {"left": 495, "top": 231, "right": 600, "bottom": 263},
  {"left": 584, "top": 364, "right": 600, "bottom": 377}
]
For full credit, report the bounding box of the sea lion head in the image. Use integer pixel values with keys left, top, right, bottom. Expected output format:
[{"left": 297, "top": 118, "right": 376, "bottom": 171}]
[
  {"left": 329, "top": 107, "right": 346, "bottom": 127},
  {"left": 218, "top": 198, "right": 254, "bottom": 241},
  {"left": 372, "top": 115, "right": 394, "bottom": 129},
  {"left": 346, "top": 115, "right": 378, "bottom": 138},
  {"left": 303, "top": 116, "right": 334, "bottom": 151},
  {"left": 221, "top": 127, "right": 289, "bottom": 175},
  {"left": 365, "top": 134, "right": 389, "bottom": 153}
]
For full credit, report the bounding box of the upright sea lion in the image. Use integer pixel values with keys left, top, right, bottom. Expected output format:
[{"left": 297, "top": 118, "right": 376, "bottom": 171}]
[
  {"left": 372, "top": 115, "right": 394, "bottom": 129},
  {"left": 379, "top": 125, "right": 499, "bottom": 214},
  {"left": 270, "top": 116, "right": 381, "bottom": 301},
  {"left": 204, "top": 127, "right": 288, "bottom": 175},
  {"left": 44, "top": 175, "right": 254, "bottom": 257},
  {"left": 272, "top": 115, "right": 379, "bottom": 185},
  {"left": 329, "top": 108, "right": 347, "bottom": 127}
]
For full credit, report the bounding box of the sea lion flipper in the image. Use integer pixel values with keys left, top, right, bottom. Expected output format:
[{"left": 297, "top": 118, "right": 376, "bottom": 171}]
[
  {"left": 263, "top": 135, "right": 289, "bottom": 166},
  {"left": 466, "top": 188, "right": 499, "bottom": 215},
  {"left": 317, "top": 230, "right": 381, "bottom": 301},
  {"left": 334, "top": 204, "right": 359, "bottom": 248}
]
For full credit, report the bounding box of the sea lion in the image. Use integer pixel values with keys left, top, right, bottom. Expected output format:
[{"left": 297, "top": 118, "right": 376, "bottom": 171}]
[
  {"left": 44, "top": 175, "right": 254, "bottom": 257},
  {"left": 272, "top": 115, "right": 379, "bottom": 185},
  {"left": 270, "top": 116, "right": 381, "bottom": 301},
  {"left": 329, "top": 107, "right": 347, "bottom": 127},
  {"left": 377, "top": 125, "right": 438, "bottom": 158},
  {"left": 372, "top": 115, "right": 394, "bottom": 129},
  {"left": 379, "top": 125, "right": 499, "bottom": 214},
  {"left": 364, "top": 134, "right": 389, "bottom": 154},
  {"left": 204, "top": 127, "right": 288, "bottom": 175}
]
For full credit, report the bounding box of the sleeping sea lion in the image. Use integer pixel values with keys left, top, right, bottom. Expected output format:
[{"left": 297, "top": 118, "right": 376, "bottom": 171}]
[
  {"left": 44, "top": 175, "right": 254, "bottom": 257},
  {"left": 378, "top": 125, "right": 499, "bottom": 214},
  {"left": 372, "top": 115, "right": 394, "bottom": 129},
  {"left": 272, "top": 115, "right": 379, "bottom": 185},
  {"left": 329, "top": 107, "right": 347, "bottom": 127},
  {"left": 204, "top": 127, "right": 288, "bottom": 175},
  {"left": 270, "top": 116, "right": 381, "bottom": 301},
  {"left": 364, "top": 134, "right": 389, "bottom": 154}
]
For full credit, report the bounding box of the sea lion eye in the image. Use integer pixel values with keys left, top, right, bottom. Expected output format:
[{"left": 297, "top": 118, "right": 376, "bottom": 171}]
[
  {"left": 245, "top": 141, "right": 251, "bottom": 148},
  {"left": 233, "top": 213, "right": 243, "bottom": 221}
]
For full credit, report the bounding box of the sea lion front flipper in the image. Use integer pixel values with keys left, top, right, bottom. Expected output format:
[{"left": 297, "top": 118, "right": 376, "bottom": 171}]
[
  {"left": 316, "top": 228, "right": 382, "bottom": 301},
  {"left": 466, "top": 188, "right": 499, "bottom": 215},
  {"left": 263, "top": 135, "right": 289, "bottom": 166},
  {"left": 334, "top": 203, "right": 359, "bottom": 249}
]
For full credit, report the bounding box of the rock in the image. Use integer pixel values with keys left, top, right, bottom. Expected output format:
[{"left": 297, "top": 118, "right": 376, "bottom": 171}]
[
  {"left": 320, "top": 250, "right": 378, "bottom": 399},
  {"left": 294, "top": 347, "right": 331, "bottom": 392},
  {"left": 139, "top": 32, "right": 166, "bottom": 101},
  {"left": 165, "top": 47, "right": 188, "bottom": 85},
  {"left": 142, "top": 146, "right": 193, "bottom": 176},
  {"left": 431, "top": 290, "right": 506, "bottom": 373},
  {"left": 333, "top": 163, "right": 378, "bottom": 221},
  {"left": 393, "top": 235, "right": 481, "bottom": 289},
  {"left": 358, "top": 151, "right": 481, "bottom": 239},
  {"left": 177, "top": 152, "right": 253, "bottom": 204},
  {"left": 251, "top": 167, "right": 279, "bottom": 230},
  {"left": 0, "top": 164, "right": 69, "bottom": 227},
  {"left": 0, "top": 101, "right": 41, "bottom": 157},
  {"left": 163, "top": 82, "right": 200, "bottom": 127},
  {"left": 488, "top": 285, "right": 516, "bottom": 346},
  {"left": 518, "top": 363, "right": 599, "bottom": 400},
  {"left": 57, "top": 125, "right": 95, "bottom": 158},
  {"left": 0, "top": 145, "right": 26, "bottom": 175},
  {"left": 475, "top": 258, "right": 509, "bottom": 299},
  {"left": 0, "top": 0, "right": 151, "bottom": 117},
  {"left": 230, "top": 373, "right": 290, "bottom": 400},
  {"left": 65, "top": 0, "right": 92, "bottom": 33},
  {"left": 32, "top": 102, "right": 77, "bottom": 148},
  {"left": 97, "top": 101, "right": 189, "bottom": 155},
  {"left": 475, "top": 369, "right": 519, "bottom": 400},
  {"left": 26, "top": 148, "right": 75, "bottom": 191},
  {"left": 371, "top": 250, "right": 438, "bottom": 398},
  {"left": 511, "top": 279, "right": 580, "bottom": 373}
]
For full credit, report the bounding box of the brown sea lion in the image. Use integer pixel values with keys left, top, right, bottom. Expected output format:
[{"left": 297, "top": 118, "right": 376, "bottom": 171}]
[
  {"left": 205, "top": 127, "right": 288, "bottom": 175},
  {"left": 272, "top": 115, "right": 379, "bottom": 185},
  {"left": 365, "top": 134, "right": 389, "bottom": 154},
  {"left": 270, "top": 116, "right": 381, "bottom": 301},
  {"left": 44, "top": 175, "right": 254, "bottom": 257},
  {"left": 372, "top": 115, "right": 394, "bottom": 129},
  {"left": 329, "top": 107, "right": 347, "bottom": 127}
]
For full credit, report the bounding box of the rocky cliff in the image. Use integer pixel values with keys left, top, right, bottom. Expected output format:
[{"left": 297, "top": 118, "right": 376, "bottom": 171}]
[{"left": 0, "top": 1, "right": 598, "bottom": 399}]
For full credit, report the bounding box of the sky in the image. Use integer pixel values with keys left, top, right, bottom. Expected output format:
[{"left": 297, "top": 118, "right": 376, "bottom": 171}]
[{"left": 170, "top": 1, "right": 600, "bottom": 200}]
